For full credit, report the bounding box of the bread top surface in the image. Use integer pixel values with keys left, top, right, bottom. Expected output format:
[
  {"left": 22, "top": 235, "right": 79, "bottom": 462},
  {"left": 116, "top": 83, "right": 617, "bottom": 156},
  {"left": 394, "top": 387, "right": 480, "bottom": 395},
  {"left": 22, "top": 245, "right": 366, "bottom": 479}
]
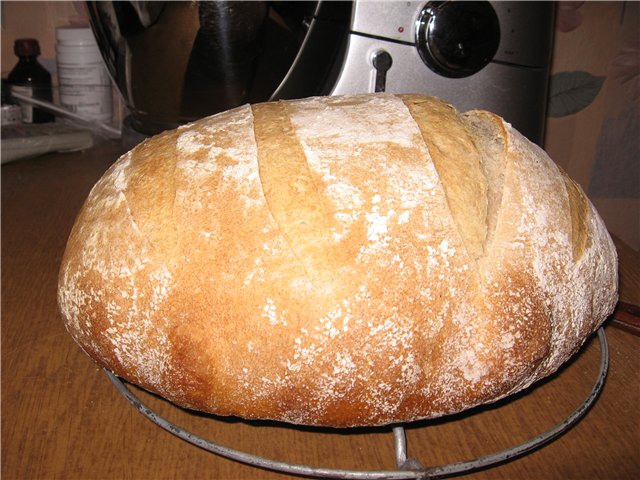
[{"left": 58, "top": 94, "right": 618, "bottom": 427}]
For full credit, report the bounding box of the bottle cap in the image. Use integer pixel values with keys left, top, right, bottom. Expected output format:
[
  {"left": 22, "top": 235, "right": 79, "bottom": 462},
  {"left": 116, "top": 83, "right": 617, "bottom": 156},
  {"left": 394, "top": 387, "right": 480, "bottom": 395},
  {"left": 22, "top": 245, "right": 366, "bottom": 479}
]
[
  {"left": 56, "top": 27, "right": 98, "bottom": 46},
  {"left": 14, "top": 38, "right": 41, "bottom": 57}
]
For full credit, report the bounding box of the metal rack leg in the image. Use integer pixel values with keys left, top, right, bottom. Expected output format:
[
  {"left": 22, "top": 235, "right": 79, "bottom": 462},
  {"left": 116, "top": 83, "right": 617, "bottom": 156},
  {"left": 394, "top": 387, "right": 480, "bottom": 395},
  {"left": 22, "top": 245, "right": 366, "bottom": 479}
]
[{"left": 393, "top": 426, "right": 424, "bottom": 471}]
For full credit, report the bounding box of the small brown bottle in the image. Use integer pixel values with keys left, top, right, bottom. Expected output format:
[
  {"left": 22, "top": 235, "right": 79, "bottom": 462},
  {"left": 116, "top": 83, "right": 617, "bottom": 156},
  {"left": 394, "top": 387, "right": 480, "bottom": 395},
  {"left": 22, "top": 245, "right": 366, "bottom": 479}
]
[{"left": 7, "top": 38, "right": 54, "bottom": 123}]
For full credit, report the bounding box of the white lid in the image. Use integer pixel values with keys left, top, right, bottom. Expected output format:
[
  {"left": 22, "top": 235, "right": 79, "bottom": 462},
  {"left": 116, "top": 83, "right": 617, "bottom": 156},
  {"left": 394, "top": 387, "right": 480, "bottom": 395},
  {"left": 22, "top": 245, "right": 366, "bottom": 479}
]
[{"left": 56, "top": 27, "right": 98, "bottom": 45}]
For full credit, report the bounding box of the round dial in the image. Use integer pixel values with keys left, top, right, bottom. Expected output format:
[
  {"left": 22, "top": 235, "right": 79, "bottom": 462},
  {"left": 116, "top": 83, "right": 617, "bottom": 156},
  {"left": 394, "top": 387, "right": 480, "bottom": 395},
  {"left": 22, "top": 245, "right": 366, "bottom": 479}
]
[{"left": 415, "top": 1, "right": 500, "bottom": 78}]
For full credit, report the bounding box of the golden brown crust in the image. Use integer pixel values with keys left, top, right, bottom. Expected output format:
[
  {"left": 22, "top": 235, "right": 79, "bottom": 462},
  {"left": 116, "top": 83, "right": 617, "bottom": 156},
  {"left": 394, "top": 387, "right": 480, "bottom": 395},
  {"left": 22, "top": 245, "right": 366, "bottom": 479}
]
[
  {"left": 57, "top": 94, "right": 618, "bottom": 427},
  {"left": 401, "top": 95, "right": 488, "bottom": 262},
  {"left": 252, "top": 101, "right": 339, "bottom": 287}
]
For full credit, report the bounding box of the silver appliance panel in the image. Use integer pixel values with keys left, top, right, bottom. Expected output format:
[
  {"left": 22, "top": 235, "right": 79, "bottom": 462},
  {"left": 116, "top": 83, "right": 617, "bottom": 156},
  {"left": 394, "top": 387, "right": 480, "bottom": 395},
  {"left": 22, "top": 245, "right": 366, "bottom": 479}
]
[{"left": 330, "top": 32, "right": 549, "bottom": 143}]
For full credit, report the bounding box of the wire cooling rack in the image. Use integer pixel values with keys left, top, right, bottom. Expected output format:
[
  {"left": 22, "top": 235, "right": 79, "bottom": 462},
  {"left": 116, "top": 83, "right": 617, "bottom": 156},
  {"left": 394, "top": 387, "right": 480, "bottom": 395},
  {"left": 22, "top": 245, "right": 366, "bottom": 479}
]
[{"left": 105, "top": 327, "right": 608, "bottom": 479}]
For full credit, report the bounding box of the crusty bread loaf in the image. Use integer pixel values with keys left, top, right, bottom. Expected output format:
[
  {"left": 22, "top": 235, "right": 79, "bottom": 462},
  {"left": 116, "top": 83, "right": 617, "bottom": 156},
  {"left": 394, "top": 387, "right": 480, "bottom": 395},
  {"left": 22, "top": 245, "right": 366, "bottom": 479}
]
[{"left": 58, "top": 94, "right": 618, "bottom": 427}]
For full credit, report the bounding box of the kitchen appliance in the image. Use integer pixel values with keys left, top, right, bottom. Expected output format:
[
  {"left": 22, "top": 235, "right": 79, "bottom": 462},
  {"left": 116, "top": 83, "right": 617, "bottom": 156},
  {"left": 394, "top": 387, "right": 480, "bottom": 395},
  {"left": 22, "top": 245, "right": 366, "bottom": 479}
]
[{"left": 87, "top": 1, "right": 554, "bottom": 144}]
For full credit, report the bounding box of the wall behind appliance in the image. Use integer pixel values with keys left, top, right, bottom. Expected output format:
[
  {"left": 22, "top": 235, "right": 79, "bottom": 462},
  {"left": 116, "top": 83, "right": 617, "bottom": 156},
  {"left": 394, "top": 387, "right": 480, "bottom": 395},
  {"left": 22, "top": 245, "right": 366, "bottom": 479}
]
[
  {"left": 1, "top": 1, "right": 82, "bottom": 77},
  {"left": 544, "top": 1, "right": 639, "bottom": 250}
]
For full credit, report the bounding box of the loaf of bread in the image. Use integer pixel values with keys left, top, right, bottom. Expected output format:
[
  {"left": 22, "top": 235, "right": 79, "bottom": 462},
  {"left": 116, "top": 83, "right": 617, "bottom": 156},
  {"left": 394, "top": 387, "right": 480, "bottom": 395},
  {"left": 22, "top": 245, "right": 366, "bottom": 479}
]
[{"left": 58, "top": 94, "right": 617, "bottom": 427}]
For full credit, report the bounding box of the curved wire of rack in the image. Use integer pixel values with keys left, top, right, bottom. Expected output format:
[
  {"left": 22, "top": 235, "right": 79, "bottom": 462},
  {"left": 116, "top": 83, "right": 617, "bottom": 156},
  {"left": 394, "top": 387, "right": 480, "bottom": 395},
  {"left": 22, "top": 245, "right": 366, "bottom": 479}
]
[{"left": 105, "top": 327, "right": 608, "bottom": 479}]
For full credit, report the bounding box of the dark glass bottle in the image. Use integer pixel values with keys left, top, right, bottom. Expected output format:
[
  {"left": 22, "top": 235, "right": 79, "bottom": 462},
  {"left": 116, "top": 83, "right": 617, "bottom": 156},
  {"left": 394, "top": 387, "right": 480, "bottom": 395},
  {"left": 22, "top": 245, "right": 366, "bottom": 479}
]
[{"left": 7, "top": 38, "right": 54, "bottom": 123}]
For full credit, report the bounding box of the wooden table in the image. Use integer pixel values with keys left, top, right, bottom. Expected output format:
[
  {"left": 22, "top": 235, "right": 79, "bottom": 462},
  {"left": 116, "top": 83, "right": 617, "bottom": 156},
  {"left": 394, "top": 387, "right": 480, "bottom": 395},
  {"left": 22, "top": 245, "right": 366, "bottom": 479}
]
[{"left": 2, "top": 143, "right": 639, "bottom": 479}]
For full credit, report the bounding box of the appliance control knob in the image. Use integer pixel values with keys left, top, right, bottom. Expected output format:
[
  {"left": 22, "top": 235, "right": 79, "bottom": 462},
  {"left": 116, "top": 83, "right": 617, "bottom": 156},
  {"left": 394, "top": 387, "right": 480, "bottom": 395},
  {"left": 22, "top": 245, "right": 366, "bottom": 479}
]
[{"left": 415, "top": 1, "right": 500, "bottom": 78}]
